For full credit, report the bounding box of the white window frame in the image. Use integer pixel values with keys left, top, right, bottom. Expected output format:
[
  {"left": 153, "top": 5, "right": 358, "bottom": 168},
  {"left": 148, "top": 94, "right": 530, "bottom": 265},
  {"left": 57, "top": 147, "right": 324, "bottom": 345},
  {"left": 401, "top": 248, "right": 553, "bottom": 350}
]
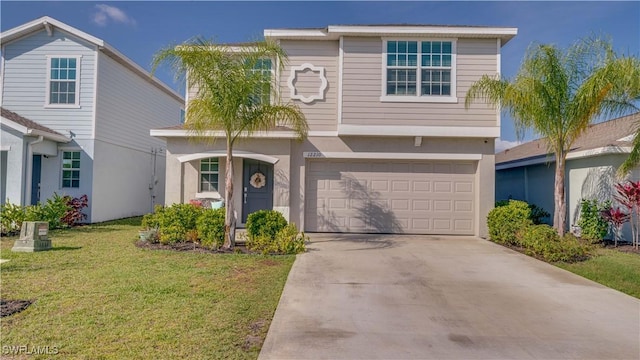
[
  {"left": 45, "top": 55, "right": 82, "bottom": 108},
  {"left": 61, "top": 150, "right": 81, "bottom": 188},
  {"left": 199, "top": 158, "right": 219, "bottom": 193},
  {"left": 380, "top": 38, "right": 457, "bottom": 103},
  {"left": 250, "top": 58, "right": 274, "bottom": 105}
]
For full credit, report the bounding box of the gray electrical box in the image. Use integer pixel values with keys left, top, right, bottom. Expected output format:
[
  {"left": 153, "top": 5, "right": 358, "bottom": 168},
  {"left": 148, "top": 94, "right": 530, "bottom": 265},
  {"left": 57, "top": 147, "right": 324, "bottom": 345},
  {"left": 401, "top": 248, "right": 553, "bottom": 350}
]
[{"left": 12, "top": 221, "right": 51, "bottom": 252}]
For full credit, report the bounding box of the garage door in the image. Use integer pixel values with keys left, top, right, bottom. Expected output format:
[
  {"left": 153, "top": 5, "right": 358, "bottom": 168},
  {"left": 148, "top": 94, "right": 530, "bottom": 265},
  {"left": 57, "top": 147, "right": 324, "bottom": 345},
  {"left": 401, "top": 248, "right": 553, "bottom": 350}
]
[{"left": 305, "top": 160, "right": 476, "bottom": 235}]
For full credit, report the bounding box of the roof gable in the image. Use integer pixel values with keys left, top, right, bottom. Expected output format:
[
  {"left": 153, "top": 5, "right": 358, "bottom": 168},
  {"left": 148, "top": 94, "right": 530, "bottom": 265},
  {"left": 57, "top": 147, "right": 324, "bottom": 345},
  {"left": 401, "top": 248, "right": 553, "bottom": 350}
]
[{"left": 0, "top": 16, "right": 183, "bottom": 103}]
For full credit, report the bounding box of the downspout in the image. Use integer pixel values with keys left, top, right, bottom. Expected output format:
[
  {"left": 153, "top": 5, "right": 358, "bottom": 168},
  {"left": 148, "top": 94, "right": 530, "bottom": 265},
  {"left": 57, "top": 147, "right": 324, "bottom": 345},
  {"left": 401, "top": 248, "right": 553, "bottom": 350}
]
[{"left": 24, "top": 135, "right": 44, "bottom": 205}]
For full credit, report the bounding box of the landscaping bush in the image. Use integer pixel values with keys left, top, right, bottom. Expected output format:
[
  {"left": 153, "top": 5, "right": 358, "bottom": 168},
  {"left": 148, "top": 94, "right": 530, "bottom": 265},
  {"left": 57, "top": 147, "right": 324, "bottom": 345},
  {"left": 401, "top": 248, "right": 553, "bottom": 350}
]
[
  {"left": 196, "top": 208, "right": 225, "bottom": 249},
  {"left": 0, "top": 201, "right": 26, "bottom": 235},
  {"left": 155, "top": 203, "right": 204, "bottom": 244},
  {"left": 246, "top": 223, "right": 307, "bottom": 255},
  {"left": 495, "top": 199, "right": 549, "bottom": 225},
  {"left": 246, "top": 210, "right": 287, "bottom": 240},
  {"left": 577, "top": 199, "right": 610, "bottom": 243},
  {"left": 63, "top": 194, "right": 89, "bottom": 226},
  {"left": 487, "top": 200, "right": 533, "bottom": 245},
  {"left": 25, "top": 193, "right": 70, "bottom": 229},
  {"left": 519, "top": 225, "right": 592, "bottom": 262}
]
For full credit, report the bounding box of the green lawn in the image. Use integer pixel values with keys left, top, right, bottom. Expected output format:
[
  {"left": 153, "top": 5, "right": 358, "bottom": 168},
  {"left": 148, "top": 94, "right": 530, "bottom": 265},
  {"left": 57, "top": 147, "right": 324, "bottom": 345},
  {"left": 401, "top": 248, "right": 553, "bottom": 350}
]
[
  {"left": 556, "top": 248, "right": 640, "bottom": 298},
  {"left": 0, "top": 218, "right": 295, "bottom": 359}
]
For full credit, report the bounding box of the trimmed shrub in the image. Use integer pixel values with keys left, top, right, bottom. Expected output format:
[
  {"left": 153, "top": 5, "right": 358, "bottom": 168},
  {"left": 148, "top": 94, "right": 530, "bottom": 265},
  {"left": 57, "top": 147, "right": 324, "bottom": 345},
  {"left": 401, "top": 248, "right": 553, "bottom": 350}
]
[
  {"left": 495, "top": 200, "right": 549, "bottom": 225},
  {"left": 487, "top": 200, "right": 533, "bottom": 245},
  {"left": 577, "top": 199, "right": 610, "bottom": 243},
  {"left": 196, "top": 208, "right": 225, "bottom": 249},
  {"left": 246, "top": 210, "right": 287, "bottom": 240},
  {"left": 246, "top": 223, "right": 307, "bottom": 255},
  {"left": 24, "top": 193, "right": 70, "bottom": 230},
  {"left": 520, "top": 225, "right": 592, "bottom": 262},
  {"left": 155, "top": 204, "right": 203, "bottom": 244}
]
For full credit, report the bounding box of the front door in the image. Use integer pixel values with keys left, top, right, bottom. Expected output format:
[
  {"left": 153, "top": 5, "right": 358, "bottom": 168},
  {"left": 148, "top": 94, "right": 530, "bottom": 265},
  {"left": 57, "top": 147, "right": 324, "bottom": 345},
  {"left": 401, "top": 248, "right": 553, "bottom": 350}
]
[
  {"left": 242, "top": 159, "right": 274, "bottom": 223},
  {"left": 31, "top": 155, "right": 42, "bottom": 205}
]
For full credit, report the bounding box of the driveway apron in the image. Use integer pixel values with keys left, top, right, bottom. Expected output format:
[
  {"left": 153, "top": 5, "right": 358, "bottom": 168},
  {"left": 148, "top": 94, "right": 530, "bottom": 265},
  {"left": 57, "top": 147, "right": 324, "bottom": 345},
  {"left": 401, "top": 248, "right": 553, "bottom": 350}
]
[{"left": 259, "top": 234, "right": 640, "bottom": 359}]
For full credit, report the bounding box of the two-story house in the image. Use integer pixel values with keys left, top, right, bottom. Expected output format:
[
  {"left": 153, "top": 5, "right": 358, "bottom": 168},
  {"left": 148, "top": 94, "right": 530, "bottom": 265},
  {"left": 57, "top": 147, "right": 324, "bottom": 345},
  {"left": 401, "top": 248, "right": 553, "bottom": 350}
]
[
  {"left": 151, "top": 25, "right": 517, "bottom": 237},
  {"left": 1, "top": 17, "right": 184, "bottom": 222}
]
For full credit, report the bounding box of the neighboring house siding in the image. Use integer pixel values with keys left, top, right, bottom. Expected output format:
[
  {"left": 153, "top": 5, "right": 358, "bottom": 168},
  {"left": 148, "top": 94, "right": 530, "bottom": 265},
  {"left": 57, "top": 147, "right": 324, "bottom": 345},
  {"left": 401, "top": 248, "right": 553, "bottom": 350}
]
[
  {"left": 0, "top": 125, "right": 26, "bottom": 204},
  {"left": 38, "top": 139, "right": 94, "bottom": 218},
  {"left": 91, "top": 141, "right": 166, "bottom": 222},
  {"left": 1, "top": 29, "right": 96, "bottom": 139},
  {"left": 280, "top": 40, "right": 339, "bottom": 132},
  {"left": 94, "top": 52, "right": 181, "bottom": 152},
  {"left": 341, "top": 37, "right": 497, "bottom": 127},
  {"left": 92, "top": 51, "right": 182, "bottom": 221}
]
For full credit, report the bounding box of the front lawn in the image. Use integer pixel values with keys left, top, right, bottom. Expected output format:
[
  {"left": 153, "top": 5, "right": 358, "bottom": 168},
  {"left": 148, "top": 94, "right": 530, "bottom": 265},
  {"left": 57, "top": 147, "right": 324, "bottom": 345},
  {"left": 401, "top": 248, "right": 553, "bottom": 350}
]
[
  {"left": 555, "top": 248, "right": 640, "bottom": 298},
  {"left": 0, "top": 217, "right": 294, "bottom": 359}
]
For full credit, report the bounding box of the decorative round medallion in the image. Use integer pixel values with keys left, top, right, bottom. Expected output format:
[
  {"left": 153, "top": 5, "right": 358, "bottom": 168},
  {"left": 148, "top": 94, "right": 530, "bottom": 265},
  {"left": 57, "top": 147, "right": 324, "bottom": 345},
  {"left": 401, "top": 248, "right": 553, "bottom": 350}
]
[{"left": 250, "top": 172, "right": 266, "bottom": 189}]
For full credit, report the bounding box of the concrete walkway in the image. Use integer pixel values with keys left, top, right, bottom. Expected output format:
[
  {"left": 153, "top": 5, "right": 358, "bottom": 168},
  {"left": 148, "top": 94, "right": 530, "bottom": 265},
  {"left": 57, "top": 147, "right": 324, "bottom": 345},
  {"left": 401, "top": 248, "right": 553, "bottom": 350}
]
[{"left": 259, "top": 234, "right": 640, "bottom": 359}]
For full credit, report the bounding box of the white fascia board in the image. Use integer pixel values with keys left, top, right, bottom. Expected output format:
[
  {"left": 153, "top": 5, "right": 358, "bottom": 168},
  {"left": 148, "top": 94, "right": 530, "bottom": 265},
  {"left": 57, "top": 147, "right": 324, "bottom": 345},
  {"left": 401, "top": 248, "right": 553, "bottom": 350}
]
[
  {"left": 337, "top": 124, "right": 500, "bottom": 138},
  {"left": 496, "top": 145, "right": 632, "bottom": 170},
  {"left": 177, "top": 150, "right": 279, "bottom": 164},
  {"left": 150, "top": 129, "right": 299, "bottom": 139},
  {"left": 28, "top": 129, "right": 70, "bottom": 143},
  {"left": 1, "top": 117, "right": 70, "bottom": 142},
  {"left": 327, "top": 25, "right": 518, "bottom": 44},
  {"left": 263, "top": 29, "right": 331, "bottom": 40},
  {"left": 0, "top": 117, "right": 28, "bottom": 134},
  {"left": 303, "top": 151, "right": 482, "bottom": 161}
]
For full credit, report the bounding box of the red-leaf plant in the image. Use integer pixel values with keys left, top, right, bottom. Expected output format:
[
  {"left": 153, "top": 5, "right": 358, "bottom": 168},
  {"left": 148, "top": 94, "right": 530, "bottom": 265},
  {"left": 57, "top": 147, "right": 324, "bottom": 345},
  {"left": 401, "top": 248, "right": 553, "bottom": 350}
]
[
  {"left": 600, "top": 207, "right": 631, "bottom": 247},
  {"left": 62, "top": 195, "right": 88, "bottom": 227},
  {"left": 613, "top": 181, "right": 640, "bottom": 249}
]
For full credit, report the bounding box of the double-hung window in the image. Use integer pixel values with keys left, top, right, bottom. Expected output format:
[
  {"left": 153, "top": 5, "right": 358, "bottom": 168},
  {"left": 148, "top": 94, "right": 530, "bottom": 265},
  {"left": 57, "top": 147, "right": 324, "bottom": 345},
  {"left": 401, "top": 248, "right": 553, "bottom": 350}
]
[
  {"left": 62, "top": 151, "right": 80, "bottom": 188},
  {"left": 200, "top": 158, "right": 219, "bottom": 192},
  {"left": 384, "top": 40, "right": 455, "bottom": 102},
  {"left": 249, "top": 59, "right": 272, "bottom": 105},
  {"left": 47, "top": 56, "right": 81, "bottom": 106}
]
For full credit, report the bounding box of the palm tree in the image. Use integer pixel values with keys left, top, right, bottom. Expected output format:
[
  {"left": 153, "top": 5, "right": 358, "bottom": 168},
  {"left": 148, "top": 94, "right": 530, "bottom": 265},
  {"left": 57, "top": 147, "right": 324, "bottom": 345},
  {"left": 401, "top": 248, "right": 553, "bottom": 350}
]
[
  {"left": 152, "top": 38, "right": 308, "bottom": 248},
  {"left": 465, "top": 37, "right": 640, "bottom": 236}
]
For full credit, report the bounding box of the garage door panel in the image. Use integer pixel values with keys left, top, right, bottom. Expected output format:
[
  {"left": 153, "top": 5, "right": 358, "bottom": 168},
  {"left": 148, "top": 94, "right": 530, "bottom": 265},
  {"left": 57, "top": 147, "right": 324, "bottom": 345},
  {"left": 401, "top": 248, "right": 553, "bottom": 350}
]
[{"left": 305, "top": 160, "right": 476, "bottom": 235}]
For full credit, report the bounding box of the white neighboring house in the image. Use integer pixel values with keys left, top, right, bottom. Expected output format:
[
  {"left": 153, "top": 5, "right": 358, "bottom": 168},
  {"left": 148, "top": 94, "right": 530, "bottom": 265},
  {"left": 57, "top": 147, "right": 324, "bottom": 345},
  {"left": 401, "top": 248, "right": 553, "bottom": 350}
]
[{"left": 0, "top": 16, "right": 184, "bottom": 222}]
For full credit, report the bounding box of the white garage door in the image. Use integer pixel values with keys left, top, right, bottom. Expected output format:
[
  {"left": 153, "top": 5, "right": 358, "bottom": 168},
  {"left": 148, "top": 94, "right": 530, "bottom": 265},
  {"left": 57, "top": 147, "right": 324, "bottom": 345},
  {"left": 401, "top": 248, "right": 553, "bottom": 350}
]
[{"left": 305, "top": 160, "right": 476, "bottom": 235}]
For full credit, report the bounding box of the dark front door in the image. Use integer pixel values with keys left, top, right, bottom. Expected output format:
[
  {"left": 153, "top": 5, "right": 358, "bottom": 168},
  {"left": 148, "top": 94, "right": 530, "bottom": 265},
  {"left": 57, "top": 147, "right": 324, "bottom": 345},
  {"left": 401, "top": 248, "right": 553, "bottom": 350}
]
[
  {"left": 242, "top": 159, "right": 274, "bottom": 223},
  {"left": 31, "top": 155, "right": 42, "bottom": 205}
]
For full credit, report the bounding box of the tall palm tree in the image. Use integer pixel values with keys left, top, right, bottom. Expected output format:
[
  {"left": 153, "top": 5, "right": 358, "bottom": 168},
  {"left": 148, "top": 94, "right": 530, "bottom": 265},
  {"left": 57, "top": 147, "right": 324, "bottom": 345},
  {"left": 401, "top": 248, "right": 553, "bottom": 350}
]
[
  {"left": 465, "top": 37, "right": 640, "bottom": 236},
  {"left": 153, "top": 38, "right": 308, "bottom": 248}
]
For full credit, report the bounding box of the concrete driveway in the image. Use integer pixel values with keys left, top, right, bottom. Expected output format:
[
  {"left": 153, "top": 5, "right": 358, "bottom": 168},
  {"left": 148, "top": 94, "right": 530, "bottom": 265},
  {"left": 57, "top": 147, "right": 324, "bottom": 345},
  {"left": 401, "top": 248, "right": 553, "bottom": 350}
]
[{"left": 259, "top": 234, "right": 640, "bottom": 360}]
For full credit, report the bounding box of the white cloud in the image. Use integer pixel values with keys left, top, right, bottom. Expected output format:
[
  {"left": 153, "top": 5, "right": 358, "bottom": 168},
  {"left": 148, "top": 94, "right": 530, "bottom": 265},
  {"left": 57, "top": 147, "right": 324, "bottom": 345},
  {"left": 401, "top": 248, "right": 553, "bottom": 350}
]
[
  {"left": 92, "top": 4, "right": 136, "bottom": 27},
  {"left": 495, "top": 138, "right": 521, "bottom": 153}
]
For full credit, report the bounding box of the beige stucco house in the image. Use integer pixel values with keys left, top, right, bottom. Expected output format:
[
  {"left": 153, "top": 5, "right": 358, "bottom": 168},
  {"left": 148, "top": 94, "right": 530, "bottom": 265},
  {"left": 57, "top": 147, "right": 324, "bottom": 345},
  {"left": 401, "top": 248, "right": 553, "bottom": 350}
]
[{"left": 151, "top": 25, "right": 518, "bottom": 237}]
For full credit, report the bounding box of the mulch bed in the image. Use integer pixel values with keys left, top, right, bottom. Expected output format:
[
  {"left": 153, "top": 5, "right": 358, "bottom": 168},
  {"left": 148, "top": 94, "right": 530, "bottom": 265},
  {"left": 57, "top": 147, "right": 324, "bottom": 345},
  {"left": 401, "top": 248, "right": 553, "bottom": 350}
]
[
  {"left": 602, "top": 241, "right": 640, "bottom": 254},
  {"left": 135, "top": 240, "right": 250, "bottom": 254},
  {"left": 1, "top": 299, "right": 33, "bottom": 317}
]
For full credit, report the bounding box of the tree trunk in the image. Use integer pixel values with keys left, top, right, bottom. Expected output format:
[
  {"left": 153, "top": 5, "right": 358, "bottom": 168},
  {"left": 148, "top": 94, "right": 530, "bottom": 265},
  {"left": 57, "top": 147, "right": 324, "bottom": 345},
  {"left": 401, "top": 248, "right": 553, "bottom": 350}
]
[
  {"left": 223, "top": 140, "right": 236, "bottom": 249},
  {"left": 553, "top": 155, "right": 567, "bottom": 237}
]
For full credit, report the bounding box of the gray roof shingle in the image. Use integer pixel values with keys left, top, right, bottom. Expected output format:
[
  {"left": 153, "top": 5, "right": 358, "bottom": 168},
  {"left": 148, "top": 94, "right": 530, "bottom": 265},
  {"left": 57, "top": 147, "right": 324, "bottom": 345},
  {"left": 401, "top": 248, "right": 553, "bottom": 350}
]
[
  {"left": 1, "top": 107, "right": 66, "bottom": 138},
  {"left": 496, "top": 112, "right": 640, "bottom": 165}
]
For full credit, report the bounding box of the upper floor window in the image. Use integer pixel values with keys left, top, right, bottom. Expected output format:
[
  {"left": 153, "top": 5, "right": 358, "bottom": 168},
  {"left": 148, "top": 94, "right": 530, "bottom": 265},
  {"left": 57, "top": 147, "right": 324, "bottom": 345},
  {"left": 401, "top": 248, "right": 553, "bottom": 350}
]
[
  {"left": 200, "top": 158, "right": 219, "bottom": 192},
  {"left": 249, "top": 59, "right": 272, "bottom": 105},
  {"left": 383, "top": 40, "right": 455, "bottom": 102},
  {"left": 62, "top": 151, "right": 80, "bottom": 188},
  {"left": 47, "top": 56, "right": 81, "bottom": 107}
]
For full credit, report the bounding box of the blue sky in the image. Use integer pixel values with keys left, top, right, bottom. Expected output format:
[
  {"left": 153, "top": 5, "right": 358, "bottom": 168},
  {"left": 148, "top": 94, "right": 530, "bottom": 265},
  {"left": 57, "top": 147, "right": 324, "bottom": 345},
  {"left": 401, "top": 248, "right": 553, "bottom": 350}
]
[{"left": 2, "top": 1, "right": 639, "bottom": 149}]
